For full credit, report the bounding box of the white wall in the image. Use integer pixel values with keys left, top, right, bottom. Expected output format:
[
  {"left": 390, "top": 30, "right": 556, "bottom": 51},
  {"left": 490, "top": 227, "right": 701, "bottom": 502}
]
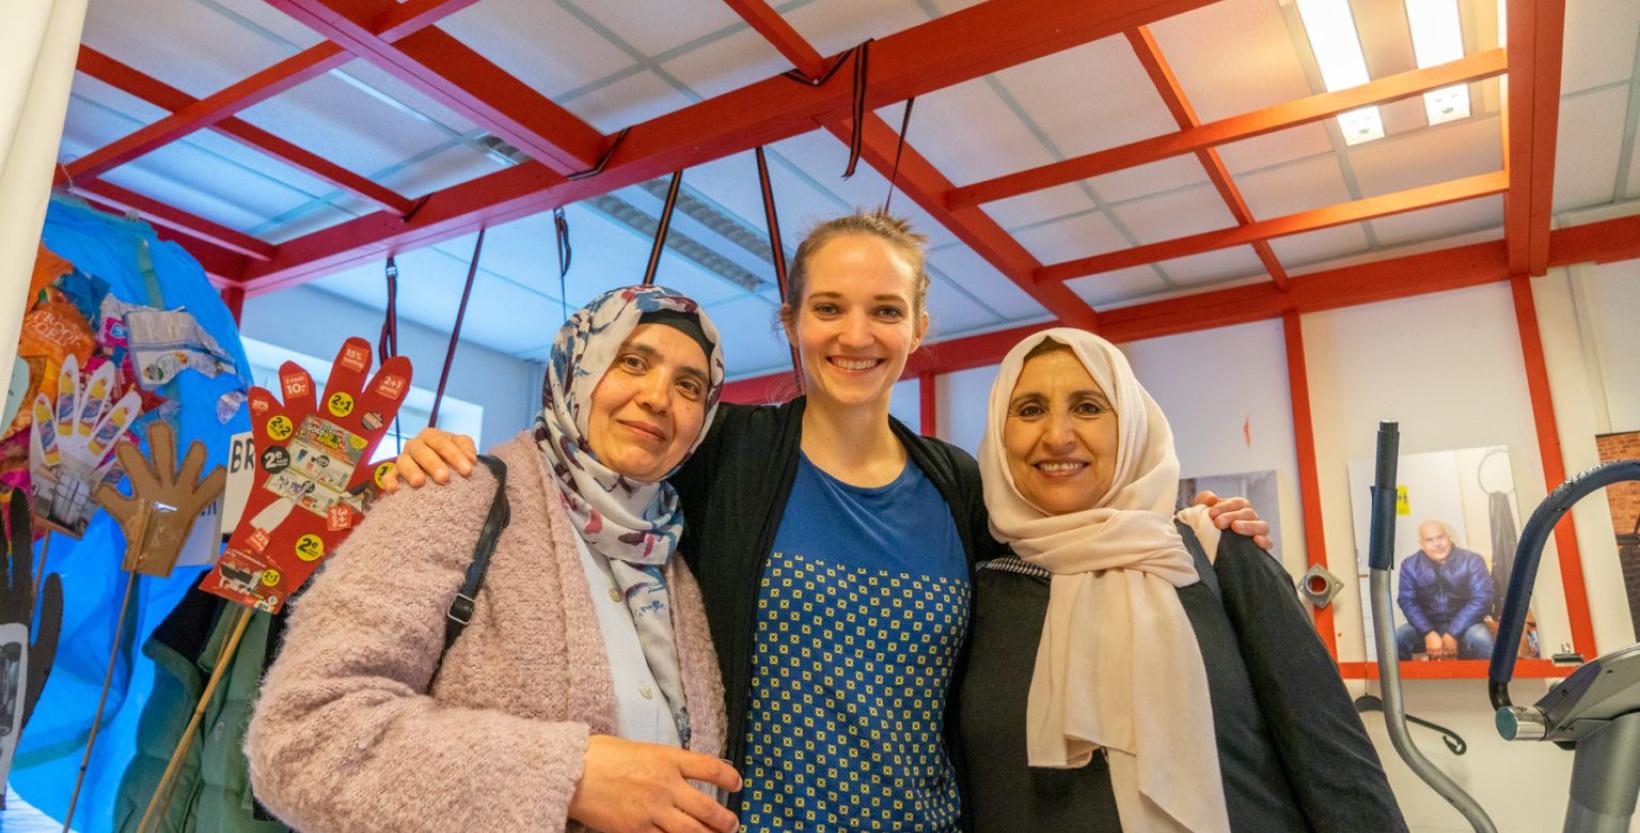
[
  {"left": 926, "top": 273, "right": 1640, "bottom": 832},
  {"left": 240, "top": 284, "right": 542, "bottom": 449}
]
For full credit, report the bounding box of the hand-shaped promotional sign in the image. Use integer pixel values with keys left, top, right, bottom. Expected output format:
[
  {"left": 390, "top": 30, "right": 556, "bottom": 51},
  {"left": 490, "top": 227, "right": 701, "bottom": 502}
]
[
  {"left": 201, "top": 338, "right": 410, "bottom": 613},
  {"left": 29, "top": 354, "right": 141, "bottom": 536},
  {"left": 96, "top": 422, "right": 226, "bottom": 577},
  {"left": 0, "top": 489, "right": 62, "bottom": 791}
]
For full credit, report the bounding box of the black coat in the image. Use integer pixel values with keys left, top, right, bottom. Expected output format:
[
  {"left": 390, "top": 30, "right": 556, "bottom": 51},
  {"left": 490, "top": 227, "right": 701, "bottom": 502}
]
[
  {"left": 959, "top": 525, "right": 1408, "bottom": 833},
  {"left": 672, "top": 397, "right": 1002, "bottom": 815}
]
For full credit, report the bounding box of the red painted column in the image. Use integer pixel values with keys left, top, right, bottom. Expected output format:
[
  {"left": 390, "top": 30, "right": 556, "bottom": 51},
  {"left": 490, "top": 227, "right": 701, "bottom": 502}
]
[
  {"left": 221, "top": 285, "right": 245, "bottom": 325},
  {"left": 1282, "top": 309, "right": 1337, "bottom": 657},
  {"left": 1510, "top": 275, "right": 1597, "bottom": 658},
  {"left": 919, "top": 372, "right": 937, "bottom": 438}
]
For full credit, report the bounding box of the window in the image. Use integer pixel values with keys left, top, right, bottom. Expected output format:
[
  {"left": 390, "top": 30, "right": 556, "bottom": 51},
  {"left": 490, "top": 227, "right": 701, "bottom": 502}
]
[{"left": 240, "top": 337, "right": 483, "bottom": 463}]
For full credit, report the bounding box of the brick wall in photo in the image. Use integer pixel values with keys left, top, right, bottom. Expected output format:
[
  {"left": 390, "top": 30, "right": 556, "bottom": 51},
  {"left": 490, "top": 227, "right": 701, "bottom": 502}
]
[{"left": 1595, "top": 432, "right": 1640, "bottom": 636}]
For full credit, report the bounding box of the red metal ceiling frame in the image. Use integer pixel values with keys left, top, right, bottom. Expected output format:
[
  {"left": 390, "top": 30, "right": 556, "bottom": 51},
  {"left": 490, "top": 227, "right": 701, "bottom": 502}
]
[
  {"left": 1037, "top": 170, "right": 1509, "bottom": 283},
  {"left": 59, "top": 0, "right": 476, "bottom": 186},
  {"left": 264, "top": 0, "right": 605, "bottom": 174},
  {"left": 1281, "top": 309, "right": 1334, "bottom": 657},
  {"left": 725, "top": 0, "right": 1101, "bottom": 328},
  {"left": 1125, "top": 26, "right": 1289, "bottom": 291},
  {"left": 1503, "top": 0, "right": 1566, "bottom": 277},
  {"left": 946, "top": 49, "right": 1507, "bottom": 210},
  {"left": 74, "top": 46, "right": 416, "bottom": 216},
  {"left": 238, "top": 0, "right": 1222, "bottom": 295},
  {"left": 724, "top": 210, "right": 1640, "bottom": 401}
]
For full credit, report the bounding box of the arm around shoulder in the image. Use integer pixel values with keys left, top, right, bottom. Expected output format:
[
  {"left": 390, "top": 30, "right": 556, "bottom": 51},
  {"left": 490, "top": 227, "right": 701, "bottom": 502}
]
[{"left": 245, "top": 468, "right": 591, "bottom": 833}]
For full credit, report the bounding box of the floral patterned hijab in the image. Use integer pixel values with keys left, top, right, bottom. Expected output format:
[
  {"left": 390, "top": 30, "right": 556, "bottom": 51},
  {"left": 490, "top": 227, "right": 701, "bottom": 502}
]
[{"left": 533, "top": 285, "right": 724, "bottom": 747}]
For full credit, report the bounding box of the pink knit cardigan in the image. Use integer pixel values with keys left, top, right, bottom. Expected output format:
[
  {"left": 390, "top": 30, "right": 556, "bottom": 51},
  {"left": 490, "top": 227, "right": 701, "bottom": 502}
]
[{"left": 245, "top": 432, "right": 726, "bottom": 833}]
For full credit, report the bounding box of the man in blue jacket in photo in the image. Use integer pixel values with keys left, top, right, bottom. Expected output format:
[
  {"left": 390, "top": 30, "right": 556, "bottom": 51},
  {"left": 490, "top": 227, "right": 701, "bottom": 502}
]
[{"left": 1395, "top": 520, "right": 1495, "bottom": 660}]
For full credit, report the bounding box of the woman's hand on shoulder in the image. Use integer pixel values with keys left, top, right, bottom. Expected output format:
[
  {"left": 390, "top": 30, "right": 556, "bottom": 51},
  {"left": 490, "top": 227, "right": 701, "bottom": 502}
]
[
  {"left": 1190, "top": 491, "right": 1274, "bottom": 551},
  {"left": 569, "top": 734, "right": 742, "bottom": 833},
  {"left": 382, "top": 427, "right": 478, "bottom": 493}
]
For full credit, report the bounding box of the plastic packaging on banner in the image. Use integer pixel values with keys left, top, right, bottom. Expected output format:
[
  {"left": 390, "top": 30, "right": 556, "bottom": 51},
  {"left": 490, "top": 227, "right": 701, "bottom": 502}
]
[{"left": 124, "top": 307, "right": 238, "bottom": 389}]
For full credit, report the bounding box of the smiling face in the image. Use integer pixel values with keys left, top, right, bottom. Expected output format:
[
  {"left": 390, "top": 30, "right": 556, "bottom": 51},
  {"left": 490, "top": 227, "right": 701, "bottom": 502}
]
[
  {"left": 585, "top": 323, "right": 711, "bottom": 481},
  {"left": 1418, "top": 521, "right": 1454, "bottom": 562},
  {"left": 1001, "top": 345, "right": 1120, "bottom": 515},
  {"left": 783, "top": 233, "right": 929, "bottom": 411}
]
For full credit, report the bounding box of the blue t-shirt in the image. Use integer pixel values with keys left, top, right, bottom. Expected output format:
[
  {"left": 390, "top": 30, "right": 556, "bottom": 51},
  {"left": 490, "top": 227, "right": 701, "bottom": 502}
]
[{"left": 739, "top": 453, "right": 971, "bottom": 832}]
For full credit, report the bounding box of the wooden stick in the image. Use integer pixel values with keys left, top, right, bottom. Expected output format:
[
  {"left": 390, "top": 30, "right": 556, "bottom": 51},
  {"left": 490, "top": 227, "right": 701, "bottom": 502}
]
[
  {"left": 32, "top": 531, "right": 51, "bottom": 608},
  {"left": 134, "top": 604, "right": 253, "bottom": 833},
  {"left": 62, "top": 570, "right": 138, "bottom": 833}
]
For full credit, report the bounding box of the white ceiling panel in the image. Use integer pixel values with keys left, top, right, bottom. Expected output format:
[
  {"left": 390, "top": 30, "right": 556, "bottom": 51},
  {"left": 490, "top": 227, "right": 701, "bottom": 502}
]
[
  {"left": 237, "top": 73, "right": 467, "bottom": 178},
  {"left": 1354, "top": 0, "right": 1416, "bottom": 79},
  {"left": 257, "top": 201, "right": 361, "bottom": 246},
  {"left": 62, "top": 79, "right": 167, "bottom": 155},
  {"left": 1088, "top": 156, "right": 1211, "bottom": 205},
  {"left": 982, "top": 185, "right": 1096, "bottom": 232},
  {"left": 891, "top": 77, "right": 1058, "bottom": 184},
  {"left": 1012, "top": 211, "right": 1129, "bottom": 264},
  {"left": 991, "top": 36, "right": 1180, "bottom": 159},
  {"left": 1216, "top": 123, "right": 1335, "bottom": 175},
  {"left": 1156, "top": 246, "right": 1266, "bottom": 287},
  {"left": 566, "top": 0, "right": 745, "bottom": 58},
  {"left": 440, "top": 0, "right": 634, "bottom": 98},
  {"left": 1267, "top": 224, "right": 1371, "bottom": 267},
  {"left": 82, "top": 0, "right": 297, "bottom": 98},
  {"left": 1148, "top": 0, "right": 1314, "bottom": 122},
  {"left": 1561, "top": 0, "right": 1640, "bottom": 94},
  {"left": 92, "top": 140, "right": 318, "bottom": 232},
  {"left": 323, "top": 61, "right": 483, "bottom": 136},
  {"left": 923, "top": 245, "right": 1047, "bottom": 321},
  {"left": 1106, "top": 182, "right": 1236, "bottom": 245},
  {"left": 679, "top": 149, "right": 785, "bottom": 241},
  {"left": 765, "top": 130, "right": 961, "bottom": 251},
  {"left": 1368, "top": 195, "right": 1503, "bottom": 247},
  {"left": 382, "top": 142, "right": 507, "bottom": 201},
  {"left": 785, "top": 0, "right": 930, "bottom": 58},
  {"left": 657, "top": 22, "right": 790, "bottom": 101},
  {"left": 1553, "top": 85, "right": 1627, "bottom": 212},
  {"left": 1235, "top": 153, "right": 1352, "bottom": 219},
  {"left": 191, "top": 0, "right": 326, "bottom": 49},
  {"left": 1378, "top": 95, "right": 1430, "bottom": 138},
  {"left": 1626, "top": 134, "right": 1640, "bottom": 200},
  {"left": 1066, "top": 268, "right": 1168, "bottom": 310},
  {"left": 560, "top": 70, "right": 697, "bottom": 133},
  {"left": 925, "top": 0, "right": 987, "bottom": 13},
  {"left": 1348, "top": 114, "right": 1502, "bottom": 196}
]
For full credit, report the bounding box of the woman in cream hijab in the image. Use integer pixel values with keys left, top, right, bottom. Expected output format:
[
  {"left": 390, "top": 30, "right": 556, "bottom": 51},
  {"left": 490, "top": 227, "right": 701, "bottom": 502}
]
[{"left": 957, "top": 328, "right": 1405, "bottom": 833}]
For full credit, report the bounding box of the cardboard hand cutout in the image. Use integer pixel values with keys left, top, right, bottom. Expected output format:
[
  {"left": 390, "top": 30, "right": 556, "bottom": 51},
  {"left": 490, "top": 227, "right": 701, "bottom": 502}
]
[
  {"left": 200, "top": 338, "right": 411, "bottom": 613},
  {"left": 96, "top": 421, "right": 226, "bottom": 577},
  {"left": 29, "top": 354, "right": 141, "bottom": 536},
  {"left": 0, "top": 488, "right": 62, "bottom": 793}
]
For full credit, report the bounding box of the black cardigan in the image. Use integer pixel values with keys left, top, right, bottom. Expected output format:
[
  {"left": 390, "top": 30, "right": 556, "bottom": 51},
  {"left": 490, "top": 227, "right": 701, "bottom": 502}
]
[{"left": 671, "top": 398, "right": 1002, "bottom": 805}]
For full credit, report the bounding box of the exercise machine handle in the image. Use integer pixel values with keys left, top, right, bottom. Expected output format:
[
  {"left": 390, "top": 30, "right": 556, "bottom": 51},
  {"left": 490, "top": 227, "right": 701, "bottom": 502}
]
[
  {"left": 1489, "top": 459, "right": 1640, "bottom": 711},
  {"left": 1367, "top": 421, "right": 1400, "bottom": 571}
]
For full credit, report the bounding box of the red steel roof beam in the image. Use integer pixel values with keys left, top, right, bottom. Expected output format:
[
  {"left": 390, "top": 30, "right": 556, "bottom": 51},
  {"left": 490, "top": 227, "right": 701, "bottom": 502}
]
[
  {"left": 948, "top": 48, "right": 1507, "bottom": 210},
  {"left": 240, "top": 0, "right": 1225, "bottom": 293},
  {"left": 722, "top": 0, "right": 1100, "bottom": 327},
  {"left": 1037, "top": 170, "right": 1508, "bottom": 284},
  {"left": 266, "top": 0, "right": 606, "bottom": 174},
  {"left": 69, "top": 178, "right": 275, "bottom": 261},
  {"left": 64, "top": 0, "right": 475, "bottom": 184},
  {"left": 1503, "top": 0, "right": 1566, "bottom": 276},
  {"left": 75, "top": 46, "right": 416, "bottom": 216},
  {"left": 1125, "top": 26, "right": 1290, "bottom": 291},
  {"left": 76, "top": 194, "right": 251, "bottom": 286}
]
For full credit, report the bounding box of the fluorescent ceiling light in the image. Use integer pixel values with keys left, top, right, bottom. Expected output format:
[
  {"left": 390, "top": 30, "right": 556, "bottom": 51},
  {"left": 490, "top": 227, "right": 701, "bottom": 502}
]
[
  {"left": 1405, "top": 0, "right": 1470, "bottom": 125},
  {"left": 1295, "top": 0, "right": 1384, "bottom": 144}
]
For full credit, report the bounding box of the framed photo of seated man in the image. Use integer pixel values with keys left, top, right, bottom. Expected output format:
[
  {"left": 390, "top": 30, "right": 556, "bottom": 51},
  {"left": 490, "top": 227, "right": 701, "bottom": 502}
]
[{"left": 1348, "top": 446, "right": 1542, "bottom": 665}]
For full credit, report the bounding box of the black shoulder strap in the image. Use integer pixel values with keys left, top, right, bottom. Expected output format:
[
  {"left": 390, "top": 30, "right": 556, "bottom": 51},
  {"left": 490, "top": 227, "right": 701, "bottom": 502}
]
[
  {"left": 443, "top": 455, "right": 511, "bottom": 653},
  {"left": 1175, "top": 520, "right": 1221, "bottom": 600}
]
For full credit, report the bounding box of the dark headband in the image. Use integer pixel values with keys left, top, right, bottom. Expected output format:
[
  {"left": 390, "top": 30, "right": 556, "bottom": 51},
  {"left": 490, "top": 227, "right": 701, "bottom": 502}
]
[{"left": 637, "top": 308, "right": 715, "bottom": 362}]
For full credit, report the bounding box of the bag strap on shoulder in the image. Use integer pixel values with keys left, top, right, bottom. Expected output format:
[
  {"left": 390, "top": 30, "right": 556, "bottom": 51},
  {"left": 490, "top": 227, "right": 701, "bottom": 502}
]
[{"left": 443, "top": 454, "right": 511, "bottom": 653}]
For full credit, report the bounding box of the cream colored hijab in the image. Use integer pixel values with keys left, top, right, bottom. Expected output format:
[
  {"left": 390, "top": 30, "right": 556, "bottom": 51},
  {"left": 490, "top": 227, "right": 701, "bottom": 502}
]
[{"left": 978, "top": 327, "right": 1230, "bottom": 833}]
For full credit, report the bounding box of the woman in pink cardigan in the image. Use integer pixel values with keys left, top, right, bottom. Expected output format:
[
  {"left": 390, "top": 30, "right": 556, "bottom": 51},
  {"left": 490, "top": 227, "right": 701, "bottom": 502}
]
[{"left": 246, "top": 286, "right": 742, "bottom": 833}]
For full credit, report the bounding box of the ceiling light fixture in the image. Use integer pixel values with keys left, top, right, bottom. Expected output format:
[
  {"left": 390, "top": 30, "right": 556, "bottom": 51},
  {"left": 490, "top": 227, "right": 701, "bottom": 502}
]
[
  {"left": 1405, "top": 0, "right": 1470, "bottom": 125},
  {"left": 1295, "top": 0, "right": 1385, "bottom": 145}
]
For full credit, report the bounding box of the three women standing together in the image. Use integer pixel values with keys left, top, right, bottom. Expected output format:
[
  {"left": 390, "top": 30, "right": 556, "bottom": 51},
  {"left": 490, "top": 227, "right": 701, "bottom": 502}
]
[{"left": 246, "top": 212, "right": 1405, "bottom": 833}]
